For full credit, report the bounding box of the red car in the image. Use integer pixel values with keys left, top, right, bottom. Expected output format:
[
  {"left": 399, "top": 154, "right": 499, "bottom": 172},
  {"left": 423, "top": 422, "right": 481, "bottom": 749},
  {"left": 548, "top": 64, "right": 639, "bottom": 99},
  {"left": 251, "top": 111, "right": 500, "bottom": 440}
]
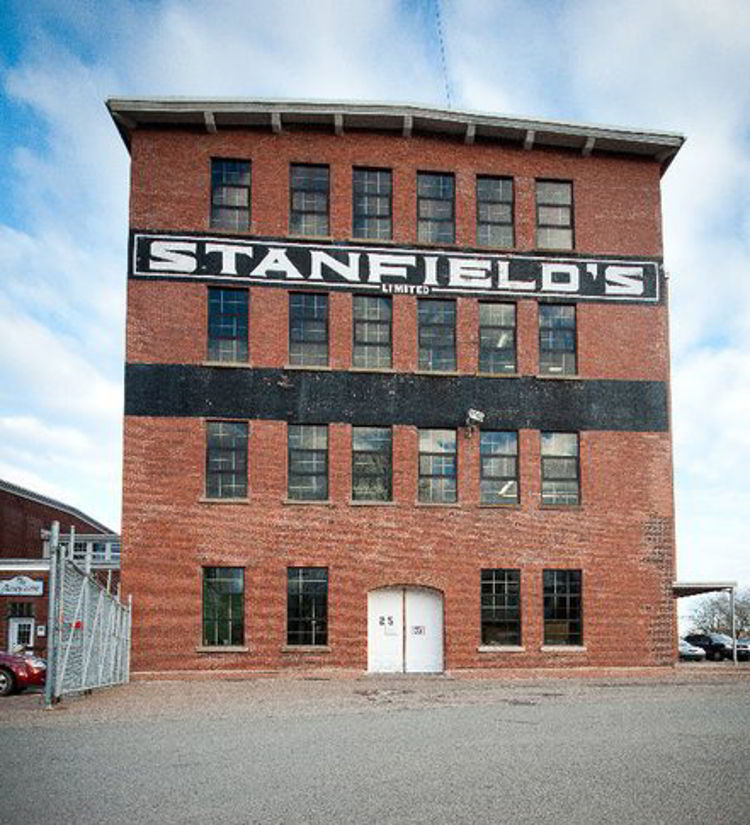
[{"left": 0, "top": 650, "right": 47, "bottom": 696}]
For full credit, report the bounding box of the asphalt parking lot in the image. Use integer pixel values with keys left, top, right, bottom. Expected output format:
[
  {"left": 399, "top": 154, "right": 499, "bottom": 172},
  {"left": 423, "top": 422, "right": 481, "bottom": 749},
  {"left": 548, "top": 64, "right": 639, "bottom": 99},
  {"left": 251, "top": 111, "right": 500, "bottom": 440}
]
[{"left": 1, "top": 664, "right": 749, "bottom": 825}]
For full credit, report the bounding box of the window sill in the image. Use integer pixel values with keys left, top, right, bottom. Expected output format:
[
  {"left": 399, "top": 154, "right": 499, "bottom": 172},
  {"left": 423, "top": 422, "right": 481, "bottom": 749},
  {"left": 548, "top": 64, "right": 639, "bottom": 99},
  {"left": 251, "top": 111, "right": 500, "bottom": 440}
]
[
  {"left": 478, "top": 503, "right": 520, "bottom": 509},
  {"left": 349, "top": 499, "right": 396, "bottom": 506},
  {"left": 478, "top": 645, "right": 525, "bottom": 653},
  {"left": 415, "top": 370, "right": 460, "bottom": 377},
  {"left": 198, "top": 497, "right": 250, "bottom": 505},
  {"left": 281, "top": 645, "right": 331, "bottom": 654},
  {"left": 350, "top": 236, "right": 398, "bottom": 246},
  {"left": 477, "top": 371, "right": 519, "bottom": 379},
  {"left": 536, "top": 373, "right": 579, "bottom": 380},
  {"left": 415, "top": 502, "right": 460, "bottom": 508},
  {"left": 202, "top": 361, "right": 253, "bottom": 369},
  {"left": 539, "top": 503, "right": 582, "bottom": 510},
  {"left": 349, "top": 366, "right": 396, "bottom": 374},
  {"left": 283, "top": 364, "right": 332, "bottom": 371},
  {"left": 196, "top": 645, "right": 249, "bottom": 653},
  {"left": 533, "top": 247, "right": 575, "bottom": 254},
  {"left": 540, "top": 645, "right": 587, "bottom": 653},
  {"left": 282, "top": 498, "right": 334, "bottom": 507},
  {"left": 286, "top": 234, "right": 334, "bottom": 243}
]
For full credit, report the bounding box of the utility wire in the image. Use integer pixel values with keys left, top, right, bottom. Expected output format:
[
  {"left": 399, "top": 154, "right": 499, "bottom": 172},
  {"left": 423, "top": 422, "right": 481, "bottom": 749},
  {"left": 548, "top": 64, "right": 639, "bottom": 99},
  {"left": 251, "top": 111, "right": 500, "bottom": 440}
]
[{"left": 434, "top": 0, "right": 452, "bottom": 109}]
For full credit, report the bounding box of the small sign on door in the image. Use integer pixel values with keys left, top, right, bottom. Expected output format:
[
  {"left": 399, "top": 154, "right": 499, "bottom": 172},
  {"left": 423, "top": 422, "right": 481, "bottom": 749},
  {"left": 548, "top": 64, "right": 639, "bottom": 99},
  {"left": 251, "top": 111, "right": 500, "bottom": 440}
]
[{"left": 379, "top": 615, "right": 398, "bottom": 636}]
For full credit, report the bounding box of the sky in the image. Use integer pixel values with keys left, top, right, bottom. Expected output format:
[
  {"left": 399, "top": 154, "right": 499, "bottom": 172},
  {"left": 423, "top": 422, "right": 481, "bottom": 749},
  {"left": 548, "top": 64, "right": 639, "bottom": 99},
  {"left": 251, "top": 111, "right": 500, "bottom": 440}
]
[{"left": 1, "top": 0, "right": 749, "bottom": 605}]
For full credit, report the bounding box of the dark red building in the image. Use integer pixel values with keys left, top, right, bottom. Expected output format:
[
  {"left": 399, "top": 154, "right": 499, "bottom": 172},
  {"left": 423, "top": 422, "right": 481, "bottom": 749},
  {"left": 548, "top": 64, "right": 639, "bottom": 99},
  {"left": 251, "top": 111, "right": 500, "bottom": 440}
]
[
  {"left": 109, "top": 99, "right": 683, "bottom": 674},
  {"left": 0, "top": 478, "right": 117, "bottom": 655}
]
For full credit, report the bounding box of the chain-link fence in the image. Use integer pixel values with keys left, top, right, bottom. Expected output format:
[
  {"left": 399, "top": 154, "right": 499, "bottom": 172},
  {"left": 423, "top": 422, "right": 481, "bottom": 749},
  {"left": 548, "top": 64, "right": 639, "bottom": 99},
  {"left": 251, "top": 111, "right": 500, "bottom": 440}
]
[{"left": 45, "top": 522, "right": 131, "bottom": 705}]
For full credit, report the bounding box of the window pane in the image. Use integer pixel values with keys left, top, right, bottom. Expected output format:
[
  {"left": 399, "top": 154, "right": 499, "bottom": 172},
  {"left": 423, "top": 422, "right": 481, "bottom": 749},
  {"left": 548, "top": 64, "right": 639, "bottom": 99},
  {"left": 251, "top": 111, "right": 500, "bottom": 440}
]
[
  {"left": 208, "top": 288, "right": 248, "bottom": 362},
  {"left": 288, "top": 426, "right": 328, "bottom": 500},
  {"left": 481, "top": 569, "right": 521, "bottom": 645},
  {"left": 477, "top": 176, "right": 513, "bottom": 248},
  {"left": 353, "top": 169, "right": 392, "bottom": 240},
  {"left": 479, "top": 302, "right": 516, "bottom": 374},
  {"left": 419, "top": 429, "right": 457, "bottom": 503},
  {"left": 289, "top": 294, "right": 328, "bottom": 366},
  {"left": 541, "top": 433, "right": 579, "bottom": 505},
  {"left": 537, "top": 181, "right": 572, "bottom": 205},
  {"left": 287, "top": 567, "right": 328, "bottom": 646},
  {"left": 537, "top": 227, "right": 573, "bottom": 250},
  {"left": 352, "top": 426, "right": 392, "bottom": 501},
  {"left": 543, "top": 569, "right": 582, "bottom": 645},
  {"left": 203, "top": 567, "right": 244, "bottom": 647},
  {"left": 210, "top": 159, "right": 250, "bottom": 230},
  {"left": 206, "top": 422, "right": 247, "bottom": 499},
  {"left": 353, "top": 296, "right": 392, "bottom": 369},
  {"left": 290, "top": 165, "right": 329, "bottom": 235},
  {"left": 419, "top": 299, "right": 456, "bottom": 372},
  {"left": 417, "top": 172, "right": 455, "bottom": 244},
  {"left": 539, "top": 305, "right": 576, "bottom": 375}
]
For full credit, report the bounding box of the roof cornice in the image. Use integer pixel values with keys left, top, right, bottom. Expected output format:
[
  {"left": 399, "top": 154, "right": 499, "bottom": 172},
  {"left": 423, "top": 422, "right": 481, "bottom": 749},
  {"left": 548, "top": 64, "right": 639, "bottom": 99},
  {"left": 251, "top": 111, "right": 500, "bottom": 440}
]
[{"left": 106, "top": 97, "right": 685, "bottom": 174}]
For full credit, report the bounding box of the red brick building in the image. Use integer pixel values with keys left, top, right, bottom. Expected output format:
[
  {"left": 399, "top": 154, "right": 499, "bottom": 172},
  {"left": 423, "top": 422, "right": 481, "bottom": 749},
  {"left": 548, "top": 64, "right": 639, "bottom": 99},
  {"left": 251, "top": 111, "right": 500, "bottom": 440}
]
[
  {"left": 0, "top": 478, "right": 117, "bottom": 655},
  {"left": 109, "top": 99, "right": 684, "bottom": 674}
]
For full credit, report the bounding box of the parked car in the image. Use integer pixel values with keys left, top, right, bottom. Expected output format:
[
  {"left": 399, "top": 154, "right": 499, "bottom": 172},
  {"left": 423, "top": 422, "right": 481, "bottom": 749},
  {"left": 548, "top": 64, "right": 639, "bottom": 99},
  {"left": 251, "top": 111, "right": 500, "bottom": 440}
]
[
  {"left": 734, "top": 639, "right": 750, "bottom": 661},
  {"left": 679, "top": 639, "right": 707, "bottom": 661},
  {"left": 0, "top": 650, "right": 46, "bottom": 696},
  {"left": 684, "top": 633, "right": 737, "bottom": 661}
]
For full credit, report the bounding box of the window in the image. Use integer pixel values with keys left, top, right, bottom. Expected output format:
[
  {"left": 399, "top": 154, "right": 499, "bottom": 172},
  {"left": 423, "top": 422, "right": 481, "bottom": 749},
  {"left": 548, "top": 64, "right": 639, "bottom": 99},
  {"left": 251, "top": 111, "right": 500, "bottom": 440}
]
[
  {"left": 536, "top": 180, "right": 573, "bottom": 250},
  {"left": 477, "top": 176, "right": 513, "bottom": 248},
  {"left": 418, "top": 429, "right": 457, "bottom": 503},
  {"left": 9, "top": 603, "right": 34, "bottom": 618},
  {"left": 352, "top": 427, "right": 392, "bottom": 501},
  {"left": 539, "top": 304, "right": 576, "bottom": 375},
  {"left": 210, "top": 159, "right": 250, "bottom": 231},
  {"left": 353, "top": 168, "right": 392, "bottom": 240},
  {"left": 541, "top": 432, "right": 579, "bottom": 506},
  {"left": 287, "top": 567, "right": 328, "bottom": 646},
  {"left": 207, "top": 288, "right": 248, "bottom": 362},
  {"left": 479, "top": 303, "right": 516, "bottom": 373},
  {"left": 202, "top": 567, "right": 244, "bottom": 646},
  {"left": 418, "top": 299, "right": 456, "bottom": 371},
  {"left": 481, "top": 570, "right": 521, "bottom": 645},
  {"left": 480, "top": 431, "right": 518, "bottom": 505},
  {"left": 288, "top": 425, "right": 328, "bottom": 500},
  {"left": 289, "top": 293, "right": 328, "bottom": 366},
  {"left": 290, "top": 164, "right": 329, "bottom": 236},
  {"left": 543, "top": 569, "right": 582, "bottom": 645},
  {"left": 417, "top": 172, "right": 455, "bottom": 244},
  {"left": 205, "top": 421, "right": 247, "bottom": 499},
  {"left": 353, "top": 295, "right": 392, "bottom": 368}
]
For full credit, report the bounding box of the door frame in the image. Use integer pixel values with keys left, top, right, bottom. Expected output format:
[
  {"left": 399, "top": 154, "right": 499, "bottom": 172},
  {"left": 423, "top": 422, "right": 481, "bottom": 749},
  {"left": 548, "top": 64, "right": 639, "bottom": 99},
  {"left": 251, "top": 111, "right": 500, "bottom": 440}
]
[
  {"left": 367, "top": 585, "right": 444, "bottom": 674},
  {"left": 8, "top": 617, "right": 35, "bottom": 651}
]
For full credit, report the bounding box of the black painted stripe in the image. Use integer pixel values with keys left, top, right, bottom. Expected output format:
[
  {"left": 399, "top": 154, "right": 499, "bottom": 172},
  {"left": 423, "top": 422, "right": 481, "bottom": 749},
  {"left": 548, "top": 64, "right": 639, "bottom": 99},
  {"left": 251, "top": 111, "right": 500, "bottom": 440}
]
[{"left": 124, "top": 364, "right": 669, "bottom": 432}]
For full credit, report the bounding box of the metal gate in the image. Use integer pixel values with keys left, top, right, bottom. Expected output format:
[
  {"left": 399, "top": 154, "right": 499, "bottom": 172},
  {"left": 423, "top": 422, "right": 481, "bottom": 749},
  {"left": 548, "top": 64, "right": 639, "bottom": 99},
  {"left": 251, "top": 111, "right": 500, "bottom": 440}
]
[{"left": 45, "top": 522, "right": 132, "bottom": 705}]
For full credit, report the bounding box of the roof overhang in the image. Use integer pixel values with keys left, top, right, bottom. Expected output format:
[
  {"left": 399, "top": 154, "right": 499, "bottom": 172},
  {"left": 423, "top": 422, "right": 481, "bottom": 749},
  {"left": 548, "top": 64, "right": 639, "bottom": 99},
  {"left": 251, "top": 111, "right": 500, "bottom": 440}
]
[
  {"left": 673, "top": 581, "right": 737, "bottom": 598},
  {"left": 106, "top": 97, "right": 685, "bottom": 174},
  {"left": 0, "top": 560, "right": 50, "bottom": 573}
]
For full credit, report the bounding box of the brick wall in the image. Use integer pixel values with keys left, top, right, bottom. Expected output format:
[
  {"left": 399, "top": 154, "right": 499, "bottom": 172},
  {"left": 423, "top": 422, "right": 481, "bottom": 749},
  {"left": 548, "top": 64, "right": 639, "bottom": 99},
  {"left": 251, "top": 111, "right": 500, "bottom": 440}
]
[{"left": 121, "top": 122, "right": 676, "bottom": 673}]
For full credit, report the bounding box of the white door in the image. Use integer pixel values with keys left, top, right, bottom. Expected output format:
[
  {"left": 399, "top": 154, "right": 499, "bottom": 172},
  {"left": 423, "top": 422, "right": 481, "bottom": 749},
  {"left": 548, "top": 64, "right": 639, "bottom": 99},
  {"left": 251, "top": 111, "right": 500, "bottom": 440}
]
[
  {"left": 367, "top": 587, "right": 443, "bottom": 673},
  {"left": 8, "top": 618, "right": 35, "bottom": 651},
  {"left": 367, "top": 588, "right": 404, "bottom": 673},
  {"left": 404, "top": 588, "right": 443, "bottom": 673}
]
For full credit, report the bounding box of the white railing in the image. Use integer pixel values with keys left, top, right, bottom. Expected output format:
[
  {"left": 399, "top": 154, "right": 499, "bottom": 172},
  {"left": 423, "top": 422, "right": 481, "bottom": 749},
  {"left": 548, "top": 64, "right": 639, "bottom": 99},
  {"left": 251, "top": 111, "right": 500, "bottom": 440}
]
[{"left": 44, "top": 531, "right": 121, "bottom": 569}]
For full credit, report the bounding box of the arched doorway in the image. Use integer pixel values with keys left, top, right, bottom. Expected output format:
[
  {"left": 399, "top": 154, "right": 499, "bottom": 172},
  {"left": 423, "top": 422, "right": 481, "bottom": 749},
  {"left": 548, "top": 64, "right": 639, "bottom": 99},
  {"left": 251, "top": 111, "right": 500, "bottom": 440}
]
[{"left": 367, "top": 586, "right": 444, "bottom": 673}]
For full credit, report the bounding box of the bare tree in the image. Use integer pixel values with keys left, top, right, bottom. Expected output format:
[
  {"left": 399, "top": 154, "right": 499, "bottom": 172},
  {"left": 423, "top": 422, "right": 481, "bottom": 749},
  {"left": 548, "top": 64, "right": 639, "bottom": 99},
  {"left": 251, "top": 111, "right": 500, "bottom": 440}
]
[{"left": 689, "top": 589, "right": 750, "bottom": 637}]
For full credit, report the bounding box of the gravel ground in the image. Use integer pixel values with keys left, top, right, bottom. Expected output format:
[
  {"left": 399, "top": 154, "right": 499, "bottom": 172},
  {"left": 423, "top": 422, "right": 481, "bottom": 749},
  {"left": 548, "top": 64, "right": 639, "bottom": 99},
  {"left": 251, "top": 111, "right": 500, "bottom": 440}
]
[
  {"left": 2, "top": 661, "right": 748, "bottom": 724},
  {"left": 2, "top": 664, "right": 749, "bottom": 825}
]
